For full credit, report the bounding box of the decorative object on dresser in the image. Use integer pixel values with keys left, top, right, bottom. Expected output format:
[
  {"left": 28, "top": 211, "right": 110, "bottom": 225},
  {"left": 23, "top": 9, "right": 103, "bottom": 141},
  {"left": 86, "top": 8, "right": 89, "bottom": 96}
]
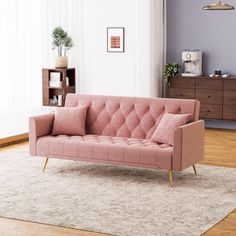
[
  {"left": 163, "top": 63, "right": 181, "bottom": 97},
  {"left": 166, "top": 76, "right": 236, "bottom": 120},
  {"left": 52, "top": 26, "right": 74, "bottom": 68},
  {"left": 209, "top": 69, "right": 230, "bottom": 78},
  {"left": 163, "top": 63, "right": 181, "bottom": 81},
  {"left": 181, "top": 50, "right": 202, "bottom": 77},
  {"left": 42, "top": 68, "right": 76, "bottom": 107}
]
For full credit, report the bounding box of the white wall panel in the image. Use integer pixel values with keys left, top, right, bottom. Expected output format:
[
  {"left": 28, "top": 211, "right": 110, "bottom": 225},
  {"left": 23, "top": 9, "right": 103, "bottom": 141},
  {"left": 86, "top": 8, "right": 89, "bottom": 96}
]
[
  {"left": 78, "top": 0, "right": 164, "bottom": 97},
  {"left": 0, "top": 0, "right": 164, "bottom": 113}
]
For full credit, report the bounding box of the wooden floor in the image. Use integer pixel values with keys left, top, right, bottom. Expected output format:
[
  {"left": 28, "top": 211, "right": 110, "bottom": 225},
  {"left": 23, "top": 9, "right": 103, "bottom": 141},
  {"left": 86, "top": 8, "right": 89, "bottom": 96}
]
[
  {"left": 0, "top": 129, "right": 235, "bottom": 236},
  {"left": 202, "top": 129, "right": 236, "bottom": 168},
  {"left": 201, "top": 129, "right": 236, "bottom": 236},
  {"left": 203, "top": 209, "right": 236, "bottom": 236},
  {"left": 0, "top": 133, "right": 28, "bottom": 148},
  {"left": 0, "top": 216, "right": 111, "bottom": 236}
]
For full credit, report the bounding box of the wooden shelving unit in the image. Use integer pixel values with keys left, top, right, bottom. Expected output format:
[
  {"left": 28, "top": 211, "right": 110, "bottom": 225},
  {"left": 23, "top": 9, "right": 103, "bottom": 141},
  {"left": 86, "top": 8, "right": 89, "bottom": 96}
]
[{"left": 42, "top": 68, "right": 76, "bottom": 107}]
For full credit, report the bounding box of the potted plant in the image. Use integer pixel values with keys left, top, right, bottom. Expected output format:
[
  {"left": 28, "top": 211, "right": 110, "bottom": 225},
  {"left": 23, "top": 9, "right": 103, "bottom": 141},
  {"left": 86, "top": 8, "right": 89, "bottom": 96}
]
[
  {"left": 52, "top": 26, "right": 74, "bottom": 68},
  {"left": 163, "top": 63, "right": 181, "bottom": 81}
]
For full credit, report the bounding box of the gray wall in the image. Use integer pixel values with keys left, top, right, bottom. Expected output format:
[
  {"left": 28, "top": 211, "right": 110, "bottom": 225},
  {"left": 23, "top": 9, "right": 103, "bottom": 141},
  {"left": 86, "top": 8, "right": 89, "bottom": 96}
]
[{"left": 167, "top": 0, "right": 236, "bottom": 75}]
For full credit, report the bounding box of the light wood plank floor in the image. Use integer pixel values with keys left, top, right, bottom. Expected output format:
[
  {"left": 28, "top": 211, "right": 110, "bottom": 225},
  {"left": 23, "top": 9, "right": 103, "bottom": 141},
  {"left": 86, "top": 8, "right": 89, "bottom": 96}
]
[
  {"left": 203, "top": 209, "right": 236, "bottom": 236},
  {"left": 0, "top": 129, "right": 235, "bottom": 236},
  {"left": 0, "top": 216, "right": 111, "bottom": 236},
  {"left": 202, "top": 128, "right": 236, "bottom": 168},
  {"left": 201, "top": 129, "right": 236, "bottom": 236}
]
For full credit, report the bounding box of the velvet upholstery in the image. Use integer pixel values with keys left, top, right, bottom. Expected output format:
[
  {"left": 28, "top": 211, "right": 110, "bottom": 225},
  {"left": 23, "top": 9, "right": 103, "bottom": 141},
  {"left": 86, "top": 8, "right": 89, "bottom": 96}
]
[
  {"left": 29, "top": 113, "right": 54, "bottom": 156},
  {"left": 65, "top": 94, "right": 199, "bottom": 139},
  {"left": 37, "top": 135, "right": 172, "bottom": 170},
  {"left": 29, "top": 94, "right": 204, "bottom": 172},
  {"left": 173, "top": 120, "right": 205, "bottom": 171},
  {"left": 151, "top": 113, "right": 192, "bottom": 146},
  {"left": 52, "top": 106, "right": 88, "bottom": 136}
]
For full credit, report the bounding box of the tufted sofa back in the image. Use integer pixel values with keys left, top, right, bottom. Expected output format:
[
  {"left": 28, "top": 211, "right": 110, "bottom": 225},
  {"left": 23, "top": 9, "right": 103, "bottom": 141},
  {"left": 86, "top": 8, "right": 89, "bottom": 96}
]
[{"left": 65, "top": 94, "right": 200, "bottom": 139}]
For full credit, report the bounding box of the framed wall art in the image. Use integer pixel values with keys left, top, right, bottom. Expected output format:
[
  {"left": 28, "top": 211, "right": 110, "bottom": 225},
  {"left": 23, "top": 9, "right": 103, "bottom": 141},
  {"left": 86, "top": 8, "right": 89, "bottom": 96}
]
[{"left": 107, "top": 27, "right": 125, "bottom": 53}]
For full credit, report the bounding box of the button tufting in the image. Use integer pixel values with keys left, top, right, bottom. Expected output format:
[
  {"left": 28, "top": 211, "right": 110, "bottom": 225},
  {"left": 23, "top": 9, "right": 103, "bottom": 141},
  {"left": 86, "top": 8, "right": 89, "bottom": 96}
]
[
  {"left": 69, "top": 96, "right": 196, "bottom": 140},
  {"left": 46, "top": 134, "right": 172, "bottom": 149}
]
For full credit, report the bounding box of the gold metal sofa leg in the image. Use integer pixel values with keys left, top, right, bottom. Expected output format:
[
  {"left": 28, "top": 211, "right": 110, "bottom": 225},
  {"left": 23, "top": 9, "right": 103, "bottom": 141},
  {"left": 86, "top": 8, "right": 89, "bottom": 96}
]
[
  {"left": 192, "top": 165, "right": 197, "bottom": 174},
  {"left": 43, "top": 157, "right": 49, "bottom": 172},
  {"left": 168, "top": 170, "right": 173, "bottom": 187}
]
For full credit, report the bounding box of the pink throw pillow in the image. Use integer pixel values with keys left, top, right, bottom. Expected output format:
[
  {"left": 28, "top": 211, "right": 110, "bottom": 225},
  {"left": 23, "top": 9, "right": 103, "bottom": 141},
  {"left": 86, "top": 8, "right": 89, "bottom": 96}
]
[
  {"left": 52, "top": 106, "right": 88, "bottom": 136},
  {"left": 151, "top": 113, "right": 192, "bottom": 146}
]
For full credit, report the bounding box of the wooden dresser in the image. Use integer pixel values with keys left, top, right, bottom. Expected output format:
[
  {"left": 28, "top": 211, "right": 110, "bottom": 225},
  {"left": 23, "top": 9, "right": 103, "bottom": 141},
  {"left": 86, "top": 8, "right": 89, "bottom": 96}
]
[{"left": 167, "top": 76, "right": 236, "bottom": 120}]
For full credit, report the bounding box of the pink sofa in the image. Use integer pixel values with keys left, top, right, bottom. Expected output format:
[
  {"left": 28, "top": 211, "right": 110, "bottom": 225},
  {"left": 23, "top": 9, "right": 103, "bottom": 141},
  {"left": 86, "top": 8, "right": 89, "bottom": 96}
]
[{"left": 29, "top": 94, "right": 204, "bottom": 186}]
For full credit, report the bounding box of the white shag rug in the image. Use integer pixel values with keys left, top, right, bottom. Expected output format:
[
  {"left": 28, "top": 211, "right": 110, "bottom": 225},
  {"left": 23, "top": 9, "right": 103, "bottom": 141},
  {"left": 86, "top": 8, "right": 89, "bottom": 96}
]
[{"left": 0, "top": 147, "right": 236, "bottom": 236}]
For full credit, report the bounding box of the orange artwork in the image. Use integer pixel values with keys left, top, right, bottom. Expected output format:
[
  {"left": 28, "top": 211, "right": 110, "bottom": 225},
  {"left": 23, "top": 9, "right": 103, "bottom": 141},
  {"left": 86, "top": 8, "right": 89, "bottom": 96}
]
[{"left": 111, "top": 36, "right": 120, "bottom": 48}]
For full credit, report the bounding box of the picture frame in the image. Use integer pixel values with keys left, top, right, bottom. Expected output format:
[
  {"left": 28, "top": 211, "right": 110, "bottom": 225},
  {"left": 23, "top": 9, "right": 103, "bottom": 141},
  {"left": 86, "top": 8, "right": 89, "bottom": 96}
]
[{"left": 107, "top": 27, "right": 125, "bottom": 53}]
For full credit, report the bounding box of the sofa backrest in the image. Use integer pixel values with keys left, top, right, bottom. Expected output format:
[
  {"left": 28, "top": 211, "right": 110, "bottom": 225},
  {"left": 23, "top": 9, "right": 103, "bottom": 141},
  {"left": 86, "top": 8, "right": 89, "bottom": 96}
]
[{"left": 65, "top": 94, "right": 200, "bottom": 139}]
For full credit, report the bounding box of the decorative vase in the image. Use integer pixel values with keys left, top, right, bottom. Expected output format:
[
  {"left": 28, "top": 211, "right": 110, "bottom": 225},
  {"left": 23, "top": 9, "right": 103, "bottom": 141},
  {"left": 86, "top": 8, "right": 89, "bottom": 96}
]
[{"left": 55, "top": 56, "right": 68, "bottom": 68}]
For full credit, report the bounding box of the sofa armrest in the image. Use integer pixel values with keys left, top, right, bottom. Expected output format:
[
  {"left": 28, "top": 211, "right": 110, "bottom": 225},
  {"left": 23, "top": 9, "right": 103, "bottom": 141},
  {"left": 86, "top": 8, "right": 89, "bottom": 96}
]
[
  {"left": 172, "top": 120, "right": 205, "bottom": 171},
  {"left": 29, "top": 113, "right": 54, "bottom": 156}
]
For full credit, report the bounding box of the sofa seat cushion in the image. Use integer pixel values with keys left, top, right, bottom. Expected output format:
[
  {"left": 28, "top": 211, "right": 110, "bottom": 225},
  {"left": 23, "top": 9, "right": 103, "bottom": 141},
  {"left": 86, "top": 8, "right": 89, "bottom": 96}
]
[{"left": 37, "top": 135, "right": 173, "bottom": 170}]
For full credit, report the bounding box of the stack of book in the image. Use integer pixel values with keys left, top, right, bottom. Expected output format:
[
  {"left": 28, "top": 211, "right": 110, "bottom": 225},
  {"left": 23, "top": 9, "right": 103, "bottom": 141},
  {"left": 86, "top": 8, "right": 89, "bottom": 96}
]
[{"left": 49, "top": 72, "right": 62, "bottom": 88}]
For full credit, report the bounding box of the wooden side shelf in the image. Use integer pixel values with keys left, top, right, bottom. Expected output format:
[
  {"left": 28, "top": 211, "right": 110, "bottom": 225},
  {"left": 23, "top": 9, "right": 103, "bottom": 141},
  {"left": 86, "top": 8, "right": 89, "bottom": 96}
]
[{"left": 42, "top": 68, "right": 76, "bottom": 107}]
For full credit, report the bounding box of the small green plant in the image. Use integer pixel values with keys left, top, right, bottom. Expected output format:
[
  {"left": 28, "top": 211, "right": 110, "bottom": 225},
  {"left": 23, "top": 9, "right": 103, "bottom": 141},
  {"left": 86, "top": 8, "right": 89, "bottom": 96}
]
[
  {"left": 52, "top": 26, "right": 74, "bottom": 56},
  {"left": 163, "top": 63, "right": 181, "bottom": 80}
]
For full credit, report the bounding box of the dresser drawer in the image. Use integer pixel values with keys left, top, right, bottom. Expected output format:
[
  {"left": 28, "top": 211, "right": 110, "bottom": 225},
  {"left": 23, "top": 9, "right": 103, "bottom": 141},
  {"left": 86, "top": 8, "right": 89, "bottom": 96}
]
[
  {"left": 224, "top": 79, "right": 236, "bottom": 90},
  {"left": 223, "top": 90, "right": 236, "bottom": 105},
  {"left": 223, "top": 105, "right": 236, "bottom": 120},
  {"left": 168, "top": 88, "right": 194, "bottom": 99},
  {"left": 196, "top": 78, "right": 223, "bottom": 90},
  {"left": 196, "top": 89, "right": 222, "bottom": 105},
  {"left": 169, "top": 78, "right": 195, "bottom": 88},
  {"left": 200, "top": 104, "right": 222, "bottom": 119}
]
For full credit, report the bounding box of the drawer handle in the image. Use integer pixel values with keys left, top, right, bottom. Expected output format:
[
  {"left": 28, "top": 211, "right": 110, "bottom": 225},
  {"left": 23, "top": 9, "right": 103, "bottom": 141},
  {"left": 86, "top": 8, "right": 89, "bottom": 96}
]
[
  {"left": 207, "top": 110, "right": 210, "bottom": 113},
  {"left": 207, "top": 96, "right": 210, "bottom": 98},
  {"left": 180, "top": 94, "right": 183, "bottom": 97}
]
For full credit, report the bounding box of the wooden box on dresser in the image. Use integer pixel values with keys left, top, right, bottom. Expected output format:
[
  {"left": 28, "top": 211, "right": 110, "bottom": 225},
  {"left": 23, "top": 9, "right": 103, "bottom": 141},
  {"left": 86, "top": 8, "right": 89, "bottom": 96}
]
[{"left": 166, "top": 76, "right": 236, "bottom": 121}]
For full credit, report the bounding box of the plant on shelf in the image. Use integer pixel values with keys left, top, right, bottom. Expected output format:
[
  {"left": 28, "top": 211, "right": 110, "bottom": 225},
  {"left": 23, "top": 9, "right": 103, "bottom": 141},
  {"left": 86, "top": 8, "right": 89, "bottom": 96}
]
[
  {"left": 163, "top": 63, "right": 181, "bottom": 81},
  {"left": 52, "top": 26, "right": 74, "bottom": 68}
]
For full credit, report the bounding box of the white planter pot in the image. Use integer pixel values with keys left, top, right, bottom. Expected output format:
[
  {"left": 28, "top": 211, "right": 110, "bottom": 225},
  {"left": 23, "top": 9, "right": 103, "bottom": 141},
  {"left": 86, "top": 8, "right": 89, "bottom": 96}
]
[{"left": 55, "top": 56, "right": 68, "bottom": 68}]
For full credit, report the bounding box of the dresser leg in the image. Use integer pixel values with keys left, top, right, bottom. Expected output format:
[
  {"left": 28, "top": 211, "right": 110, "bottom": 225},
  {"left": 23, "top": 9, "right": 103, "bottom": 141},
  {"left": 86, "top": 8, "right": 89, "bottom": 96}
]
[{"left": 192, "top": 165, "right": 197, "bottom": 174}]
